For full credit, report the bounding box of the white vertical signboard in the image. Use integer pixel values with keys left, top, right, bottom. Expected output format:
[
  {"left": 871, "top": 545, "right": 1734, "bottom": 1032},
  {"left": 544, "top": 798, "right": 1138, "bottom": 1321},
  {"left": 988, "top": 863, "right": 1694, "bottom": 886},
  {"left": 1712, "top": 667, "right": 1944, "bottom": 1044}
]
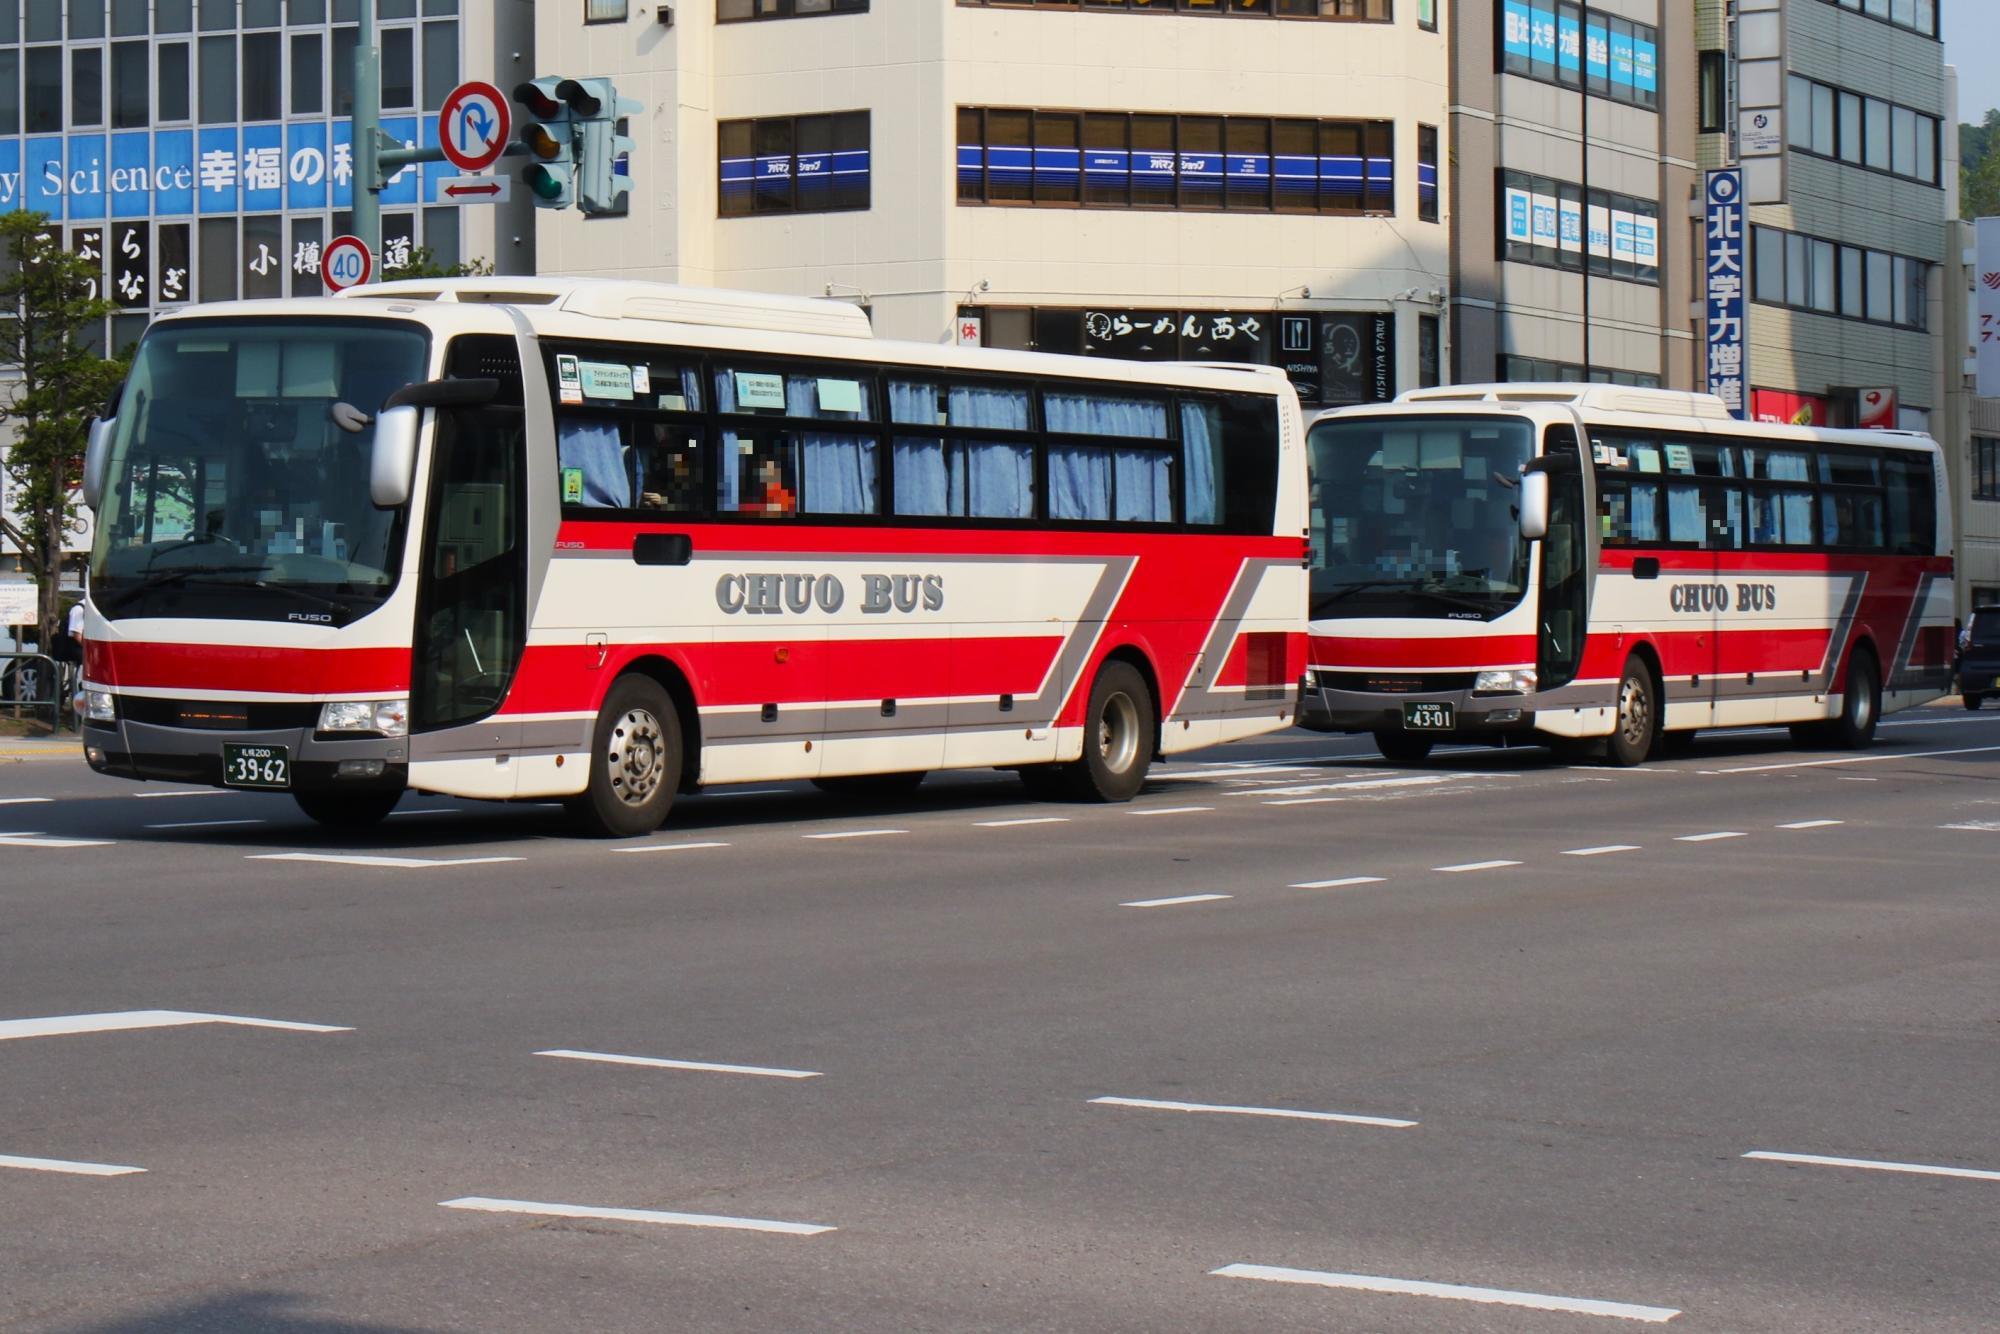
[{"left": 1976, "top": 218, "right": 2000, "bottom": 397}]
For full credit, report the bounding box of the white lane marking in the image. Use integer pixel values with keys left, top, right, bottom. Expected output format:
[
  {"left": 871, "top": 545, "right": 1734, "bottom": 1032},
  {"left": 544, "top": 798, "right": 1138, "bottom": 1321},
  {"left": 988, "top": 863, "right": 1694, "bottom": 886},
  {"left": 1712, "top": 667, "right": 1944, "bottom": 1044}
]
[
  {"left": 0, "top": 1009, "right": 350, "bottom": 1042},
  {"left": 132, "top": 790, "right": 228, "bottom": 799},
  {"left": 1091, "top": 1096, "right": 1415, "bottom": 1129},
  {"left": 536, "top": 1049, "right": 821, "bottom": 1079},
  {"left": 439, "top": 1196, "right": 833, "bottom": 1236},
  {"left": 1251, "top": 775, "right": 1457, "bottom": 799},
  {"left": 0, "top": 1153, "right": 146, "bottom": 1177},
  {"left": 1121, "top": 893, "right": 1232, "bottom": 908},
  {"left": 1290, "top": 875, "right": 1386, "bottom": 889},
  {"left": 612, "top": 840, "right": 731, "bottom": 855},
  {"left": 1434, "top": 860, "right": 1522, "bottom": 873},
  {"left": 1744, "top": 1150, "right": 2000, "bottom": 1183},
  {"left": 144, "top": 818, "right": 267, "bottom": 830},
  {"left": 1835, "top": 776, "right": 1878, "bottom": 782},
  {"left": 802, "top": 828, "right": 906, "bottom": 841},
  {"left": 1777, "top": 820, "right": 1843, "bottom": 830},
  {"left": 1939, "top": 819, "right": 2000, "bottom": 832},
  {"left": 246, "top": 852, "right": 522, "bottom": 868},
  {"left": 0, "top": 797, "right": 52, "bottom": 806},
  {"left": 1675, "top": 832, "right": 1745, "bottom": 843},
  {"left": 1156, "top": 765, "right": 1328, "bottom": 781},
  {"left": 1211, "top": 1264, "right": 1680, "bottom": 1324},
  {"left": 1128, "top": 805, "right": 1213, "bottom": 817},
  {"left": 1563, "top": 845, "right": 1641, "bottom": 857},
  {"left": 975, "top": 816, "right": 1071, "bottom": 827},
  {"left": 1704, "top": 744, "right": 2000, "bottom": 775},
  {"left": 387, "top": 808, "right": 459, "bottom": 818},
  {"left": 697, "top": 788, "right": 789, "bottom": 798},
  {"left": 0, "top": 833, "right": 114, "bottom": 849}
]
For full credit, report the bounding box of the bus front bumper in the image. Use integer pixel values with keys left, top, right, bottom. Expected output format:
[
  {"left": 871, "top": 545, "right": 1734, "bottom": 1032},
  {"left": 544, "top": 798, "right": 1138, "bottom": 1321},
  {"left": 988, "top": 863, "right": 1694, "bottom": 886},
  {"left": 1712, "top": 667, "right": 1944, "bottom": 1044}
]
[
  {"left": 1298, "top": 676, "right": 1537, "bottom": 738},
  {"left": 82, "top": 716, "right": 409, "bottom": 794}
]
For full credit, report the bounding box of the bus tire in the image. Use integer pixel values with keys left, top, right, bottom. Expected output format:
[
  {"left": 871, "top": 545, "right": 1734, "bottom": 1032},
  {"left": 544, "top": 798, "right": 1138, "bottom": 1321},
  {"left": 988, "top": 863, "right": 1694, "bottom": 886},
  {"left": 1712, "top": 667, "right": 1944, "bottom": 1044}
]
[
  {"left": 811, "top": 772, "right": 927, "bottom": 801},
  {"left": 568, "top": 675, "right": 681, "bottom": 837},
  {"left": 1825, "top": 649, "right": 1880, "bottom": 749},
  {"left": 1964, "top": 693, "right": 1983, "bottom": 712},
  {"left": 1060, "top": 660, "right": 1155, "bottom": 802},
  {"left": 1605, "top": 659, "right": 1657, "bottom": 767},
  {"left": 1373, "top": 729, "right": 1435, "bottom": 764},
  {"left": 293, "top": 787, "right": 402, "bottom": 829}
]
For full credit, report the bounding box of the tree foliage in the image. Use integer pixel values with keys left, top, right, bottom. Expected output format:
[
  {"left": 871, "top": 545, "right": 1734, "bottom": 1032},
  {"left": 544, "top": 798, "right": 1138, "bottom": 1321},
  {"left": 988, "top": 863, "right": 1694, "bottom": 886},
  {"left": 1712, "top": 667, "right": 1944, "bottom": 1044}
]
[
  {"left": 381, "top": 246, "right": 495, "bottom": 283},
  {"left": 1961, "top": 108, "right": 2000, "bottom": 220},
  {"left": 0, "top": 210, "right": 128, "bottom": 653}
]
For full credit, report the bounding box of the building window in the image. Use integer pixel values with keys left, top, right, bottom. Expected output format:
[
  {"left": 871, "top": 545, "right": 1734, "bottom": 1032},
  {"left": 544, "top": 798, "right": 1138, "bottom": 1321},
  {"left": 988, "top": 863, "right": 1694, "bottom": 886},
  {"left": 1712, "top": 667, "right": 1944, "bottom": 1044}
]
[
  {"left": 1416, "top": 124, "right": 1438, "bottom": 222},
  {"left": 1417, "top": 314, "right": 1440, "bottom": 388},
  {"left": 1817, "top": 0, "right": 1937, "bottom": 40},
  {"left": 955, "top": 0, "right": 1391, "bottom": 18},
  {"left": 1498, "top": 170, "right": 1660, "bottom": 285},
  {"left": 1786, "top": 73, "right": 1940, "bottom": 187},
  {"left": 1698, "top": 50, "right": 1724, "bottom": 133},
  {"left": 1750, "top": 224, "right": 1929, "bottom": 331},
  {"left": 1500, "top": 2, "right": 1658, "bottom": 110},
  {"left": 585, "top": 0, "right": 629, "bottom": 19},
  {"left": 719, "top": 111, "right": 871, "bottom": 217},
  {"left": 958, "top": 107, "right": 1396, "bottom": 217},
  {"left": 1500, "top": 356, "right": 1658, "bottom": 388},
  {"left": 1976, "top": 438, "right": 2000, "bottom": 502},
  {"left": 1417, "top": 0, "right": 1435, "bottom": 31},
  {"left": 718, "top": 0, "right": 867, "bottom": 20}
]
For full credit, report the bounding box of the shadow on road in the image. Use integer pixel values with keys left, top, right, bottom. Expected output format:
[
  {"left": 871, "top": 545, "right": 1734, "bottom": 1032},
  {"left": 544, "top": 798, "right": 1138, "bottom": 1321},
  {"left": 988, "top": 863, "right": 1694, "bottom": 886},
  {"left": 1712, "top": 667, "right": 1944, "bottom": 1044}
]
[{"left": 52, "top": 1289, "right": 444, "bottom": 1334}]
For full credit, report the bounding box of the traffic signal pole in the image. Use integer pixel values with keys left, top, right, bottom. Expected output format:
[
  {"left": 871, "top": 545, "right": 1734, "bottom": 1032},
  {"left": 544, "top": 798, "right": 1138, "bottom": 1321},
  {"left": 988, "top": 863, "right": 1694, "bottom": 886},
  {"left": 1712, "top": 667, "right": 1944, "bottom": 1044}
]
[{"left": 351, "top": 0, "right": 448, "bottom": 280}]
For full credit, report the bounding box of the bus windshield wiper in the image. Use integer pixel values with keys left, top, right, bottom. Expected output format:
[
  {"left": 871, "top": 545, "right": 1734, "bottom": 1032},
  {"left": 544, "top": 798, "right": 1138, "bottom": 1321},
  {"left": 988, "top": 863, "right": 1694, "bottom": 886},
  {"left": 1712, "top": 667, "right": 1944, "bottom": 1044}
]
[
  {"left": 1319, "top": 578, "right": 1422, "bottom": 603},
  {"left": 101, "top": 564, "right": 265, "bottom": 611},
  {"left": 1408, "top": 585, "right": 1501, "bottom": 616}
]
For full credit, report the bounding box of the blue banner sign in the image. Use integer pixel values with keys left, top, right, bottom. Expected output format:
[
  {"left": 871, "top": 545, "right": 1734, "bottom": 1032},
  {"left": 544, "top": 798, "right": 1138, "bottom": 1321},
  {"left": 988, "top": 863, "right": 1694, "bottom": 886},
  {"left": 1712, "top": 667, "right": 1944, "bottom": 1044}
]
[
  {"left": 1703, "top": 169, "right": 1747, "bottom": 420},
  {"left": 0, "top": 118, "right": 445, "bottom": 220}
]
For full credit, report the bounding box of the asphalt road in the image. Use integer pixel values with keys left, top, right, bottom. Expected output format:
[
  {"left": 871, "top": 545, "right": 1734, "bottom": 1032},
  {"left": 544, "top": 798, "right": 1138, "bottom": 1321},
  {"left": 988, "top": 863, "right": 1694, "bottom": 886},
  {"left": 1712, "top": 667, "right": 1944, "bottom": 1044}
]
[{"left": 2, "top": 707, "right": 1997, "bottom": 1333}]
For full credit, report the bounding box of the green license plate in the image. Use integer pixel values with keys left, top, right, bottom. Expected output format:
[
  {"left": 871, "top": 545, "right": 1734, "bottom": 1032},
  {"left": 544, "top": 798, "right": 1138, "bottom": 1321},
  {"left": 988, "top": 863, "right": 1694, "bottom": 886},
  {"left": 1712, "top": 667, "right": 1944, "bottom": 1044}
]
[
  {"left": 1403, "top": 701, "right": 1454, "bottom": 731},
  {"left": 222, "top": 743, "right": 290, "bottom": 789}
]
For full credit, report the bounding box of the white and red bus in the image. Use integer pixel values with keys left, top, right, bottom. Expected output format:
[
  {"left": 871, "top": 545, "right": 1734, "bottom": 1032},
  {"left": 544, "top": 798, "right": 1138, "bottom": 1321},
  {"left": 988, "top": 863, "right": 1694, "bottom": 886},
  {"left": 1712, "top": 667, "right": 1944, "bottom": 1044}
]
[
  {"left": 1299, "top": 384, "right": 1954, "bottom": 764},
  {"left": 77, "top": 279, "right": 1306, "bottom": 834}
]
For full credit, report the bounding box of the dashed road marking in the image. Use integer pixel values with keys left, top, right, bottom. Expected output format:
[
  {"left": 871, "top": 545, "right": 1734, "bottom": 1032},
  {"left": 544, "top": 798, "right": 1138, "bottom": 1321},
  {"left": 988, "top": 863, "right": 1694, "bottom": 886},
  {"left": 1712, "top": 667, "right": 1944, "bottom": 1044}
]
[
  {"left": 132, "top": 790, "right": 223, "bottom": 799},
  {"left": 974, "top": 816, "right": 1071, "bottom": 828},
  {"left": 246, "top": 852, "right": 522, "bottom": 868},
  {"left": 1705, "top": 744, "right": 2000, "bottom": 775},
  {"left": 536, "top": 1049, "right": 821, "bottom": 1079},
  {"left": 1210, "top": 1264, "right": 1680, "bottom": 1324},
  {"left": 1090, "top": 1096, "right": 1415, "bottom": 1129},
  {"left": 0, "top": 1009, "right": 350, "bottom": 1042},
  {"left": 802, "top": 828, "right": 907, "bottom": 841},
  {"left": 1938, "top": 819, "right": 2000, "bottom": 832},
  {"left": 1128, "top": 805, "right": 1215, "bottom": 817},
  {"left": 439, "top": 1196, "right": 834, "bottom": 1236},
  {"left": 0, "top": 797, "right": 52, "bottom": 806},
  {"left": 1777, "top": 820, "right": 1843, "bottom": 830},
  {"left": 1675, "top": 832, "right": 1745, "bottom": 843},
  {"left": 1121, "top": 893, "right": 1231, "bottom": 908},
  {"left": 612, "top": 840, "right": 732, "bottom": 855},
  {"left": 0, "top": 832, "right": 113, "bottom": 849},
  {"left": 1290, "top": 875, "right": 1387, "bottom": 889},
  {"left": 0, "top": 1153, "right": 146, "bottom": 1177},
  {"left": 1434, "top": 860, "right": 1522, "bottom": 873},
  {"left": 145, "top": 818, "right": 266, "bottom": 831},
  {"left": 1563, "top": 845, "right": 1641, "bottom": 857},
  {"left": 1744, "top": 1150, "right": 2000, "bottom": 1183}
]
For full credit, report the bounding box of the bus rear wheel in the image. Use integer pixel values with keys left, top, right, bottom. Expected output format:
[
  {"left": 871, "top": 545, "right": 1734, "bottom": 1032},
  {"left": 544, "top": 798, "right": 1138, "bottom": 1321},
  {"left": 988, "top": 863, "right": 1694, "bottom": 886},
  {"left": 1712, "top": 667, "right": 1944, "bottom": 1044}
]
[
  {"left": 568, "top": 675, "right": 681, "bottom": 838},
  {"left": 1824, "top": 649, "right": 1880, "bottom": 749},
  {"left": 293, "top": 787, "right": 402, "bottom": 829},
  {"left": 1057, "top": 660, "right": 1155, "bottom": 802},
  {"left": 1372, "top": 729, "right": 1435, "bottom": 764},
  {"left": 1966, "top": 693, "right": 1985, "bottom": 712},
  {"left": 1605, "top": 659, "right": 1657, "bottom": 767}
]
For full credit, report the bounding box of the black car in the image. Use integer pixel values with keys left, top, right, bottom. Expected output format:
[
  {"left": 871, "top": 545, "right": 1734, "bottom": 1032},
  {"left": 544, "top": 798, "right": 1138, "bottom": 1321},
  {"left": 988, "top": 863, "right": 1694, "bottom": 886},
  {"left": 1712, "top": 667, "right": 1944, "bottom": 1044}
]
[{"left": 1962, "top": 606, "right": 2000, "bottom": 710}]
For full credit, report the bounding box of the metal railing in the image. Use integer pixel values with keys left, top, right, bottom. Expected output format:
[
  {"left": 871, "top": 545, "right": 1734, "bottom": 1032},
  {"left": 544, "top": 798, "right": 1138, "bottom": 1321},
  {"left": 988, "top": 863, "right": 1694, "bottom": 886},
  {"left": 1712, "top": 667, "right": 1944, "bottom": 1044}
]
[{"left": 0, "top": 652, "right": 76, "bottom": 734}]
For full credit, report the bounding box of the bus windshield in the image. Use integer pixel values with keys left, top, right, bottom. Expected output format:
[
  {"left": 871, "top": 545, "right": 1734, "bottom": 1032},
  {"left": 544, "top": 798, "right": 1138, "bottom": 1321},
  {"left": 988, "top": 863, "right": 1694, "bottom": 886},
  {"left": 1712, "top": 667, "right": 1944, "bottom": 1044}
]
[
  {"left": 1307, "top": 414, "right": 1535, "bottom": 620},
  {"left": 89, "top": 320, "right": 429, "bottom": 623}
]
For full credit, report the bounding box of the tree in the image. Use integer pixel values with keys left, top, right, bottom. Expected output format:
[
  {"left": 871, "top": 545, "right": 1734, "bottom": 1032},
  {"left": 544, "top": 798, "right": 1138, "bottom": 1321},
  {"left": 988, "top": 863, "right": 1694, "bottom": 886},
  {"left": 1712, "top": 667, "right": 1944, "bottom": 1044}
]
[
  {"left": 380, "top": 245, "right": 495, "bottom": 283},
  {"left": 1962, "top": 109, "right": 2000, "bottom": 220},
  {"left": 0, "top": 211, "right": 128, "bottom": 658}
]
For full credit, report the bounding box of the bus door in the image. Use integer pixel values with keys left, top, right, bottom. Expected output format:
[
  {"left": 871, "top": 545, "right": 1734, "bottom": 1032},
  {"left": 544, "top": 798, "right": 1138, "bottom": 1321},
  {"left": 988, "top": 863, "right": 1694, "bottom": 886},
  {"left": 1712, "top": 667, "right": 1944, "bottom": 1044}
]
[
  {"left": 1537, "top": 426, "right": 1590, "bottom": 694},
  {"left": 409, "top": 397, "right": 529, "bottom": 794},
  {"left": 1659, "top": 441, "right": 1743, "bottom": 723}
]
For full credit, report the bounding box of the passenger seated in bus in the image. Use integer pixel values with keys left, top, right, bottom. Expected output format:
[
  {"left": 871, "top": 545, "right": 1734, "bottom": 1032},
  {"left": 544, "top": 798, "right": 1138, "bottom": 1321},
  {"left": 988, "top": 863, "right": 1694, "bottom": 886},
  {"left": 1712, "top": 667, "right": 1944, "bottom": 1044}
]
[
  {"left": 635, "top": 427, "right": 704, "bottom": 512},
  {"left": 736, "top": 452, "right": 797, "bottom": 515}
]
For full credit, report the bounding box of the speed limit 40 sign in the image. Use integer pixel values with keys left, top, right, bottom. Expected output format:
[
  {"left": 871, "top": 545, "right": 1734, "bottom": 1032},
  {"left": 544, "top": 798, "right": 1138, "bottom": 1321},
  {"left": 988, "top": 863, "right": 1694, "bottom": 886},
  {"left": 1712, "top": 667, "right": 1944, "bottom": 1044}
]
[{"left": 320, "top": 235, "right": 373, "bottom": 293}]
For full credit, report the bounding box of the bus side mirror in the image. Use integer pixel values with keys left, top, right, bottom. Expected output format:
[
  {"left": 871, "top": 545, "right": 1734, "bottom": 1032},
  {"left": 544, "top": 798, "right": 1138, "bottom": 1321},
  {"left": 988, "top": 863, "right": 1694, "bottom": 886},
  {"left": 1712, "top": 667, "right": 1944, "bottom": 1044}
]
[
  {"left": 82, "top": 416, "right": 115, "bottom": 510},
  {"left": 370, "top": 405, "right": 421, "bottom": 508},
  {"left": 1518, "top": 470, "right": 1550, "bottom": 541}
]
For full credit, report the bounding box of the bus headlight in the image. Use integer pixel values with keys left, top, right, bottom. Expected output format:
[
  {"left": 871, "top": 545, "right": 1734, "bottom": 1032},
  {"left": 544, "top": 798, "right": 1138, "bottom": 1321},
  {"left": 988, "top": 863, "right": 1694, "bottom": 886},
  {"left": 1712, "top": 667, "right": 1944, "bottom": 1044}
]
[
  {"left": 84, "top": 689, "right": 117, "bottom": 723},
  {"left": 1473, "top": 669, "right": 1537, "bottom": 696},
  {"left": 319, "top": 698, "right": 410, "bottom": 737}
]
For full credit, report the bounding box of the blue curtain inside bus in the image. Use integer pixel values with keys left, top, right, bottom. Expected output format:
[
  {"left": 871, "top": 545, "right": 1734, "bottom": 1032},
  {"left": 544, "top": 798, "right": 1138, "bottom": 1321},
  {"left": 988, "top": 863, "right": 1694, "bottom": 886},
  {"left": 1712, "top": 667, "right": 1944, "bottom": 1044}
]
[
  {"left": 1044, "top": 392, "right": 1171, "bottom": 522},
  {"left": 558, "top": 420, "right": 630, "bottom": 508},
  {"left": 1180, "top": 402, "right": 1220, "bottom": 525},
  {"left": 888, "top": 381, "right": 1034, "bottom": 518}
]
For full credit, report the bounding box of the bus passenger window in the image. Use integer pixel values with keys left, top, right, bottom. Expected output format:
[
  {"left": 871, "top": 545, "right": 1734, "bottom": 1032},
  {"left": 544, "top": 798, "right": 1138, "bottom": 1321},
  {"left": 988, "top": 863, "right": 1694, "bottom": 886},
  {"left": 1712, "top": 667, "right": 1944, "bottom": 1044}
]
[
  {"left": 632, "top": 425, "right": 705, "bottom": 513},
  {"left": 725, "top": 436, "right": 798, "bottom": 516},
  {"left": 557, "top": 417, "right": 630, "bottom": 509}
]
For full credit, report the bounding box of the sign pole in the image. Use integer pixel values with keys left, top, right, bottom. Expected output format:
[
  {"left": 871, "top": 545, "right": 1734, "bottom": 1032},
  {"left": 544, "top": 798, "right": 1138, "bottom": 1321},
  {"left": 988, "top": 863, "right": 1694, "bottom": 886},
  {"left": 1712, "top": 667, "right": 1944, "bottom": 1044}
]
[{"left": 352, "top": 0, "right": 380, "bottom": 267}]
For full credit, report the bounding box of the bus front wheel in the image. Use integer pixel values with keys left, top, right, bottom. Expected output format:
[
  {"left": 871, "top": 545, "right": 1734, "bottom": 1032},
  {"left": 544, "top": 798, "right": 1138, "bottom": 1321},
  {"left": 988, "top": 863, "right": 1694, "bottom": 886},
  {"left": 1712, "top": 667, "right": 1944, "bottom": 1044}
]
[
  {"left": 293, "top": 787, "right": 402, "bottom": 829},
  {"left": 568, "top": 675, "right": 681, "bottom": 837},
  {"left": 1824, "top": 649, "right": 1880, "bottom": 749},
  {"left": 1059, "top": 660, "right": 1155, "bottom": 802},
  {"left": 1606, "top": 660, "right": 1657, "bottom": 767},
  {"left": 1372, "top": 730, "right": 1435, "bottom": 764}
]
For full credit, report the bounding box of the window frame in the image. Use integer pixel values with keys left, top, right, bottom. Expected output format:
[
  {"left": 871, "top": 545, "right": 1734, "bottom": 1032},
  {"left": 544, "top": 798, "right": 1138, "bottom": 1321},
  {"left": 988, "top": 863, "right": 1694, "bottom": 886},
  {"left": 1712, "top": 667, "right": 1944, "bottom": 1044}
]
[{"left": 718, "top": 110, "right": 873, "bottom": 218}]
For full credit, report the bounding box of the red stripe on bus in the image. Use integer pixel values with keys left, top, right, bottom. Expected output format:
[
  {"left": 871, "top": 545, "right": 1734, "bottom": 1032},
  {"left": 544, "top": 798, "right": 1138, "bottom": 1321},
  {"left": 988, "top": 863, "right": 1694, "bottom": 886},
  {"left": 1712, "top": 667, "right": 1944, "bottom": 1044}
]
[
  {"left": 86, "top": 641, "right": 411, "bottom": 695},
  {"left": 1598, "top": 548, "right": 1953, "bottom": 576}
]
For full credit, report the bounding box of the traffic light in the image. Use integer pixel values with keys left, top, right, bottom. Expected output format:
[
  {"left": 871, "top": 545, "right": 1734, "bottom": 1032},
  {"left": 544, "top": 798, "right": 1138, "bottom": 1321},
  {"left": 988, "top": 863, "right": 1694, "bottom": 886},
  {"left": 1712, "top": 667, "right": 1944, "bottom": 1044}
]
[
  {"left": 567, "top": 79, "right": 641, "bottom": 217},
  {"left": 512, "top": 77, "right": 589, "bottom": 208}
]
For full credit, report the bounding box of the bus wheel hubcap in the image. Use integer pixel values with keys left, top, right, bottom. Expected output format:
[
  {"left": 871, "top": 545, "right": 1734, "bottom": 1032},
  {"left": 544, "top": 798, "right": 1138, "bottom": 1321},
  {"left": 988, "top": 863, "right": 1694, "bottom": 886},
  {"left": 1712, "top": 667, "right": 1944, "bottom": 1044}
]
[
  {"left": 1620, "top": 678, "right": 1649, "bottom": 745},
  {"left": 1098, "top": 691, "right": 1139, "bottom": 774},
  {"left": 608, "top": 708, "right": 665, "bottom": 806}
]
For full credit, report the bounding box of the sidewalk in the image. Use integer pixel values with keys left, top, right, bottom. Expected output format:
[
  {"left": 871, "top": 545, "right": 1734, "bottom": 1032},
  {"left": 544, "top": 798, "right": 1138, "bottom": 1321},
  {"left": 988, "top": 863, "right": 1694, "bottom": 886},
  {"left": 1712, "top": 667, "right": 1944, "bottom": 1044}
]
[{"left": 0, "top": 732, "right": 84, "bottom": 761}]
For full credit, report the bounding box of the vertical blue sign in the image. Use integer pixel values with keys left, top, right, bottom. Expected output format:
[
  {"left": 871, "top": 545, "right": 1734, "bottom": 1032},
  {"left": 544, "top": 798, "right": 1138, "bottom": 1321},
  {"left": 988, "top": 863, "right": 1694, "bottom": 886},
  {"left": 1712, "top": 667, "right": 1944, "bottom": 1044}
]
[
  {"left": 0, "top": 140, "right": 19, "bottom": 212},
  {"left": 110, "top": 133, "right": 151, "bottom": 218},
  {"left": 240, "top": 123, "right": 284, "bottom": 213},
  {"left": 379, "top": 116, "right": 419, "bottom": 206},
  {"left": 331, "top": 120, "right": 354, "bottom": 208},
  {"left": 66, "top": 135, "right": 107, "bottom": 219},
  {"left": 286, "top": 121, "right": 329, "bottom": 210},
  {"left": 154, "top": 130, "right": 194, "bottom": 216},
  {"left": 26, "top": 138, "right": 64, "bottom": 216},
  {"left": 1704, "top": 169, "right": 1747, "bottom": 420},
  {"left": 1502, "top": 0, "right": 1533, "bottom": 64},
  {"left": 197, "top": 127, "right": 239, "bottom": 213}
]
